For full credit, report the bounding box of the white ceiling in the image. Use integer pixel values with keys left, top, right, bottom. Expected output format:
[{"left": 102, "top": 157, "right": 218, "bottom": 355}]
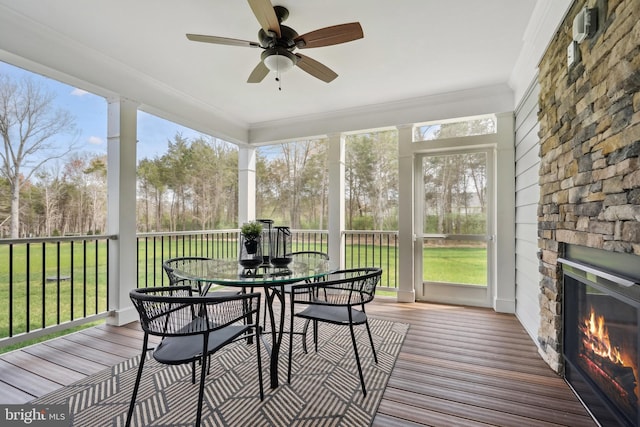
[{"left": 0, "top": 0, "right": 569, "bottom": 145}]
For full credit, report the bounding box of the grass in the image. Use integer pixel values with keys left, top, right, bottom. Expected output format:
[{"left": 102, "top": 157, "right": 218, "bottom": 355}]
[
  {"left": 0, "top": 238, "right": 485, "bottom": 349},
  {"left": 423, "top": 246, "right": 487, "bottom": 285}
]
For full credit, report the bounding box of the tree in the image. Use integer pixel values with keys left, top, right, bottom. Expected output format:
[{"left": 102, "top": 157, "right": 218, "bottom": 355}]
[
  {"left": 346, "top": 131, "right": 398, "bottom": 230},
  {"left": 0, "top": 74, "right": 76, "bottom": 238},
  {"left": 83, "top": 155, "right": 107, "bottom": 233},
  {"left": 163, "top": 134, "right": 193, "bottom": 231},
  {"left": 138, "top": 157, "right": 167, "bottom": 231},
  {"left": 35, "top": 166, "right": 63, "bottom": 236}
]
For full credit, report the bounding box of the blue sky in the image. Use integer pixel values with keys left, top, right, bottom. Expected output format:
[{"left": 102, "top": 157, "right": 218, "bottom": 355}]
[{"left": 0, "top": 61, "right": 206, "bottom": 162}]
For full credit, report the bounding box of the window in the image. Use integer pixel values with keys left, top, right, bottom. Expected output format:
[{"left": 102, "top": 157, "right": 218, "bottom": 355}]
[{"left": 413, "top": 114, "right": 496, "bottom": 142}]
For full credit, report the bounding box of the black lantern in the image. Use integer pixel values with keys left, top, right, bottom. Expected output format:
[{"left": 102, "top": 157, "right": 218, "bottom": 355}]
[
  {"left": 257, "top": 219, "right": 274, "bottom": 266},
  {"left": 270, "top": 226, "right": 292, "bottom": 267}
]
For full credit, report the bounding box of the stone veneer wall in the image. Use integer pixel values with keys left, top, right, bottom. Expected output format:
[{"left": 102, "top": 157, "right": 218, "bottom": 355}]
[{"left": 537, "top": 0, "right": 640, "bottom": 372}]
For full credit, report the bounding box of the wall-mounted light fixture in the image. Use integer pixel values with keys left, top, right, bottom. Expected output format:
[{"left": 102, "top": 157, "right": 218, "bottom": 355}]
[
  {"left": 567, "top": 4, "right": 601, "bottom": 69},
  {"left": 573, "top": 6, "right": 598, "bottom": 44}
]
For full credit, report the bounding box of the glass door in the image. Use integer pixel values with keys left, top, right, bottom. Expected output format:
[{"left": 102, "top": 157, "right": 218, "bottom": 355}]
[{"left": 415, "top": 149, "right": 494, "bottom": 306}]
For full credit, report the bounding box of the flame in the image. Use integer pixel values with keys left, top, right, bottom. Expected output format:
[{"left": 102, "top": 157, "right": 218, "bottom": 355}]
[
  {"left": 580, "top": 306, "right": 639, "bottom": 405},
  {"left": 583, "top": 308, "right": 625, "bottom": 365}
]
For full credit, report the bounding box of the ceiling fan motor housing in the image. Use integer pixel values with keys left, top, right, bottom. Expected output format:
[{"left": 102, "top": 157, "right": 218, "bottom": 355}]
[{"left": 258, "top": 25, "right": 298, "bottom": 49}]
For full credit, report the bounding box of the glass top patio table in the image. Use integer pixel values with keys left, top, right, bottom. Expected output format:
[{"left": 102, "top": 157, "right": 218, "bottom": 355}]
[
  {"left": 170, "top": 257, "right": 331, "bottom": 288},
  {"left": 170, "top": 257, "right": 332, "bottom": 389}
]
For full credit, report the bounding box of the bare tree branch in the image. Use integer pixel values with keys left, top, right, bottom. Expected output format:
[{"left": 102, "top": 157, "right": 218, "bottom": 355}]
[{"left": 0, "top": 73, "right": 76, "bottom": 237}]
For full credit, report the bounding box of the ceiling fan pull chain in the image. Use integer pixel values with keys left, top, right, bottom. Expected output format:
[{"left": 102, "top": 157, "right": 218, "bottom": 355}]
[{"left": 275, "top": 51, "right": 282, "bottom": 91}]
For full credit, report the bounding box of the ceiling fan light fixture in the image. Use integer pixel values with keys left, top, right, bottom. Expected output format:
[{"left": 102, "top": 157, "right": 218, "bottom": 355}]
[{"left": 262, "top": 49, "right": 296, "bottom": 73}]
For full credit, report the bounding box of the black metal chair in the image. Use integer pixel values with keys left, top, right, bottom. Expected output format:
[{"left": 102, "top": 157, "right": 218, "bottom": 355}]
[
  {"left": 286, "top": 267, "right": 382, "bottom": 396},
  {"left": 271, "top": 251, "right": 330, "bottom": 351},
  {"left": 163, "top": 256, "right": 241, "bottom": 297},
  {"left": 127, "top": 286, "right": 263, "bottom": 427}
]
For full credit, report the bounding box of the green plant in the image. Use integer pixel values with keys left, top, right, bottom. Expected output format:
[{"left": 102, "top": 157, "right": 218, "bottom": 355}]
[{"left": 240, "top": 221, "right": 263, "bottom": 239}]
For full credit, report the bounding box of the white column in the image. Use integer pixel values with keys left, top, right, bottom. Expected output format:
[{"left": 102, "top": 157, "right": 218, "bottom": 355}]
[
  {"left": 106, "top": 97, "right": 139, "bottom": 326},
  {"left": 397, "top": 124, "right": 416, "bottom": 302},
  {"left": 327, "top": 133, "right": 345, "bottom": 270},
  {"left": 238, "top": 146, "right": 257, "bottom": 225},
  {"left": 494, "top": 112, "right": 516, "bottom": 313}
]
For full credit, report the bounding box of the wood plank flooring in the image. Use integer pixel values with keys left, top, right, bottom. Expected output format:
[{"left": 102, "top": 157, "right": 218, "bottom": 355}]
[{"left": 0, "top": 298, "right": 596, "bottom": 426}]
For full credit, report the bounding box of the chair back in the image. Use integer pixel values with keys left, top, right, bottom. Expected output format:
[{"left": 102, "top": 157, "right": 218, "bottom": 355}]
[
  {"left": 288, "top": 251, "right": 329, "bottom": 260},
  {"left": 162, "top": 256, "right": 211, "bottom": 293},
  {"left": 130, "top": 286, "right": 260, "bottom": 338},
  {"left": 288, "top": 251, "right": 329, "bottom": 273},
  {"left": 291, "top": 267, "right": 381, "bottom": 307}
]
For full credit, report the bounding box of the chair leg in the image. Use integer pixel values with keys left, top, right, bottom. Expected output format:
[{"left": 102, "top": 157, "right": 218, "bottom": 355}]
[
  {"left": 301, "top": 319, "right": 310, "bottom": 354},
  {"left": 348, "top": 322, "right": 367, "bottom": 397},
  {"left": 243, "top": 291, "right": 254, "bottom": 345},
  {"left": 364, "top": 319, "right": 378, "bottom": 364},
  {"left": 313, "top": 320, "right": 319, "bottom": 352},
  {"left": 194, "top": 334, "right": 210, "bottom": 427},
  {"left": 287, "top": 310, "right": 295, "bottom": 383},
  {"left": 262, "top": 296, "right": 267, "bottom": 330},
  {"left": 256, "top": 325, "right": 264, "bottom": 400},
  {"left": 126, "top": 336, "right": 149, "bottom": 427},
  {"left": 194, "top": 353, "right": 207, "bottom": 427}
]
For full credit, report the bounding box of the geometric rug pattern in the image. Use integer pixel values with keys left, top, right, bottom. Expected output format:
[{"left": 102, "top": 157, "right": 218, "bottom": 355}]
[{"left": 33, "top": 317, "right": 408, "bottom": 426}]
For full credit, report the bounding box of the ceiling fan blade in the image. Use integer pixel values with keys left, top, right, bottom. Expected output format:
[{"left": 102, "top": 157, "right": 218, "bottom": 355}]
[
  {"left": 247, "top": 61, "right": 270, "bottom": 83},
  {"left": 247, "top": 0, "right": 281, "bottom": 38},
  {"left": 295, "top": 54, "right": 338, "bottom": 83},
  {"left": 186, "top": 34, "right": 261, "bottom": 48},
  {"left": 295, "top": 22, "right": 363, "bottom": 49}
]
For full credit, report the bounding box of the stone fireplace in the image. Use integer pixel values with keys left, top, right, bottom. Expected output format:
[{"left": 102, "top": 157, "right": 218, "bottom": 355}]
[
  {"left": 537, "top": 0, "right": 640, "bottom": 376},
  {"left": 559, "top": 245, "right": 640, "bottom": 426}
]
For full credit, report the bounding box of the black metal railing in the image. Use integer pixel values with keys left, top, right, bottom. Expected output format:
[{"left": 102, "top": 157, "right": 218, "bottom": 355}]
[
  {"left": 0, "top": 229, "right": 398, "bottom": 348},
  {"left": 291, "top": 230, "right": 329, "bottom": 253},
  {"left": 0, "top": 235, "right": 114, "bottom": 347},
  {"left": 136, "top": 230, "right": 239, "bottom": 288},
  {"left": 344, "top": 230, "right": 399, "bottom": 291}
]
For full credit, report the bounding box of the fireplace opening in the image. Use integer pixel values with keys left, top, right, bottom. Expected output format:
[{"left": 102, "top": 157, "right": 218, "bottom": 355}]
[{"left": 560, "top": 246, "right": 640, "bottom": 427}]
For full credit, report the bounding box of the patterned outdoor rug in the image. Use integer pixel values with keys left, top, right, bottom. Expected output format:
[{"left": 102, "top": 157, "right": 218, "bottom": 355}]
[{"left": 33, "top": 317, "right": 408, "bottom": 426}]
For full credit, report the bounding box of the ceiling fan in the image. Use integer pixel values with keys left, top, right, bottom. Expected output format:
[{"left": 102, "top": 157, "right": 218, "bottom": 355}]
[{"left": 186, "top": 0, "right": 364, "bottom": 85}]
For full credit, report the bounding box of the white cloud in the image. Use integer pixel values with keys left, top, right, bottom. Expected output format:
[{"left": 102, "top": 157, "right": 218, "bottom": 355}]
[
  {"left": 88, "top": 136, "right": 104, "bottom": 145},
  {"left": 71, "top": 88, "right": 89, "bottom": 96}
]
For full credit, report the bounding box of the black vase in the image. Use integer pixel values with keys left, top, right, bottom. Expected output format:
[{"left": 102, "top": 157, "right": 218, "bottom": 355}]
[{"left": 239, "top": 235, "right": 262, "bottom": 269}]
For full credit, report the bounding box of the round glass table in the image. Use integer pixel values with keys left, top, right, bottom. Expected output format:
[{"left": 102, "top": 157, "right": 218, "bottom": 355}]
[{"left": 170, "top": 257, "right": 332, "bottom": 389}]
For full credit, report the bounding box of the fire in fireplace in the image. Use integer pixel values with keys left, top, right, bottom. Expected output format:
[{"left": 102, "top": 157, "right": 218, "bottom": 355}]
[
  {"left": 579, "top": 304, "right": 638, "bottom": 421},
  {"left": 560, "top": 245, "right": 640, "bottom": 427}
]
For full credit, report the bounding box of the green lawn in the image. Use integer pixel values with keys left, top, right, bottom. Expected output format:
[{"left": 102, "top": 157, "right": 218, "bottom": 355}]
[{"left": 423, "top": 246, "right": 487, "bottom": 285}]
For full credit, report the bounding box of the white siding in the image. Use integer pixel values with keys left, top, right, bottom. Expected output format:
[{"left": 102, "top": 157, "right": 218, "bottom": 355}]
[{"left": 514, "top": 80, "right": 541, "bottom": 343}]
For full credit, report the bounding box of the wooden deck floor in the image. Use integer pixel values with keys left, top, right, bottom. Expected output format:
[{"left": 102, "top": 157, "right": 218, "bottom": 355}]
[{"left": 0, "top": 299, "right": 596, "bottom": 426}]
